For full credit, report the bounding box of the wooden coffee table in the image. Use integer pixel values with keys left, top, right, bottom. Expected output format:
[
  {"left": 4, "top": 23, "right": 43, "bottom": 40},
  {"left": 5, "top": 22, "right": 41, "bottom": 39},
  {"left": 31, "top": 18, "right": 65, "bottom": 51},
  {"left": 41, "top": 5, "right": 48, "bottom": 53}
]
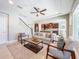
[{"left": 24, "top": 38, "right": 43, "bottom": 53}]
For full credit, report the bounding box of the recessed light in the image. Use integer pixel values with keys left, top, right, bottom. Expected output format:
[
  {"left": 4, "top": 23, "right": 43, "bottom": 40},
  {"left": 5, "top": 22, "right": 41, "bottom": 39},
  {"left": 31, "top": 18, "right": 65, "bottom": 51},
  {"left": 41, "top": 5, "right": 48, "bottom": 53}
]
[
  {"left": 9, "top": 0, "right": 14, "bottom": 5},
  {"left": 55, "top": 11, "right": 59, "bottom": 14}
]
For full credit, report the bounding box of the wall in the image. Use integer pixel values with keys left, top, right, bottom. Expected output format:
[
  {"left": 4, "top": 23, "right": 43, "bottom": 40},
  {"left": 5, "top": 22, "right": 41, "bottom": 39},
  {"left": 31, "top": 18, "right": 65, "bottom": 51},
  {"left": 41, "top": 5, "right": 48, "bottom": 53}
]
[
  {"left": 35, "top": 14, "right": 69, "bottom": 39},
  {"left": 69, "top": 0, "right": 79, "bottom": 36},
  {"left": 73, "top": 3, "right": 79, "bottom": 59},
  {"left": 0, "top": 10, "right": 33, "bottom": 42},
  {"left": 0, "top": 11, "right": 69, "bottom": 43},
  {"left": 69, "top": 0, "right": 79, "bottom": 58},
  {"left": 9, "top": 13, "right": 19, "bottom": 41},
  {"left": 9, "top": 12, "right": 33, "bottom": 41}
]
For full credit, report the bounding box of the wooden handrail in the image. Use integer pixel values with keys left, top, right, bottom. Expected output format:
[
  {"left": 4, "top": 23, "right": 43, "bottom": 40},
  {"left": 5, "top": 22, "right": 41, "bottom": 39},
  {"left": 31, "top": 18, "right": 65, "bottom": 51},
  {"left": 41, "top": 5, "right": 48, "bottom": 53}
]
[{"left": 18, "top": 17, "right": 33, "bottom": 36}]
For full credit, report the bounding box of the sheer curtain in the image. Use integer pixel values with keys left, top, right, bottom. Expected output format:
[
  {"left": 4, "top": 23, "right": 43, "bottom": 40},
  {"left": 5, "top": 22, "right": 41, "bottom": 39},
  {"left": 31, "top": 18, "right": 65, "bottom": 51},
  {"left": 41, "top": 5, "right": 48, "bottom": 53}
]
[
  {"left": 0, "top": 12, "right": 8, "bottom": 44},
  {"left": 73, "top": 4, "right": 79, "bottom": 41}
]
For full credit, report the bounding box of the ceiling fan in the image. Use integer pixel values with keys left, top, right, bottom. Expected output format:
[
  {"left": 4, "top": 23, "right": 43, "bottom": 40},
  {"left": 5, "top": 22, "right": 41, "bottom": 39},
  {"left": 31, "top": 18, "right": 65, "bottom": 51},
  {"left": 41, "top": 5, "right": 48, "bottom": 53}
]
[{"left": 31, "top": 7, "right": 47, "bottom": 16}]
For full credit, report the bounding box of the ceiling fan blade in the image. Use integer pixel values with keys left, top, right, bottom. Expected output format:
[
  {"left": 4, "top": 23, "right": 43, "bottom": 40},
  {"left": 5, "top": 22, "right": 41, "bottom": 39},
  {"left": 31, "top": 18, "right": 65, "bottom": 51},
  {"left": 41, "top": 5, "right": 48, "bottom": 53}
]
[
  {"left": 17, "top": 5, "right": 23, "bottom": 9},
  {"left": 40, "top": 12, "right": 45, "bottom": 15},
  {"left": 30, "top": 12, "right": 37, "bottom": 14},
  {"left": 40, "top": 9, "right": 47, "bottom": 12},
  {"left": 34, "top": 7, "right": 39, "bottom": 12}
]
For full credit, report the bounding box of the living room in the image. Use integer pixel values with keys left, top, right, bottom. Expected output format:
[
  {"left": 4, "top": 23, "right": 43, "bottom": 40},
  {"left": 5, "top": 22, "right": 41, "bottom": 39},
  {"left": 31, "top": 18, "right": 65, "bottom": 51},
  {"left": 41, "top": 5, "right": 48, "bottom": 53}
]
[{"left": 0, "top": 0, "right": 79, "bottom": 59}]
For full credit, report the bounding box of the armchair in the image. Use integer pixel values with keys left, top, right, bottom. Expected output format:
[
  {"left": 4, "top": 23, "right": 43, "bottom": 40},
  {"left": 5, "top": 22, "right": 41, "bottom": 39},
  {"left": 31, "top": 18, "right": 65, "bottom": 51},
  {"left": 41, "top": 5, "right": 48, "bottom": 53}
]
[
  {"left": 46, "top": 38, "right": 76, "bottom": 59},
  {"left": 17, "top": 33, "right": 29, "bottom": 44}
]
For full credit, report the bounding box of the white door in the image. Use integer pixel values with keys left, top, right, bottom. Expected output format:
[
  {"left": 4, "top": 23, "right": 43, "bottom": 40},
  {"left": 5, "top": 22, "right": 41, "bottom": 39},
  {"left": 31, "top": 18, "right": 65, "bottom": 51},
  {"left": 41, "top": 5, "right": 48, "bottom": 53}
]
[{"left": 0, "top": 13, "right": 8, "bottom": 44}]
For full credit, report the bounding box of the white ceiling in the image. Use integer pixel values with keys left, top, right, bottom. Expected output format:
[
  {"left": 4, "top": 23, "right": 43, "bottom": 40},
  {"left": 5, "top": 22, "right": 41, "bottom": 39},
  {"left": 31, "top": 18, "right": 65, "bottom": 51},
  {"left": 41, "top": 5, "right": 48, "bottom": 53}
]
[{"left": 0, "top": 0, "right": 75, "bottom": 23}]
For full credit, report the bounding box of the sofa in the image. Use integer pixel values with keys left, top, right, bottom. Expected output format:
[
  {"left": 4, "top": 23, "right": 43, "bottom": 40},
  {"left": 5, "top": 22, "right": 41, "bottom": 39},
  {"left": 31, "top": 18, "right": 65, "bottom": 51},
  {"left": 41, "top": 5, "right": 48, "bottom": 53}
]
[{"left": 34, "top": 32, "right": 59, "bottom": 44}]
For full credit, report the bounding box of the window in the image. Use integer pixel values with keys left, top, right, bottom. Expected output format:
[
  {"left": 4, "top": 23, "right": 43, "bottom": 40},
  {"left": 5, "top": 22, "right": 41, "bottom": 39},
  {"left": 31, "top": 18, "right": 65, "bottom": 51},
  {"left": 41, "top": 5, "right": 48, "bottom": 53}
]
[{"left": 73, "top": 4, "right": 79, "bottom": 41}]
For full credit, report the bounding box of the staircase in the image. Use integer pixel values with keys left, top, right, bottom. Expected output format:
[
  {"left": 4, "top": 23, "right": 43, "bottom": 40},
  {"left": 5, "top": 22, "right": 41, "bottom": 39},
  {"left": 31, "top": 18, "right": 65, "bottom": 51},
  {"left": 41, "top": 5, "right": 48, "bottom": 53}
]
[{"left": 18, "top": 17, "right": 33, "bottom": 37}]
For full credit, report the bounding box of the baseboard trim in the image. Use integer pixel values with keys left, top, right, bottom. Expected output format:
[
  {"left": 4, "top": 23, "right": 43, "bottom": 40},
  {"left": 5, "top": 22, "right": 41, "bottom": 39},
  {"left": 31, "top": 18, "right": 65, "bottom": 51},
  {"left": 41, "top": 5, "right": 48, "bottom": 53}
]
[
  {"left": 0, "top": 40, "right": 17, "bottom": 45},
  {"left": 7, "top": 40, "right": 17, "bottom": 43}
]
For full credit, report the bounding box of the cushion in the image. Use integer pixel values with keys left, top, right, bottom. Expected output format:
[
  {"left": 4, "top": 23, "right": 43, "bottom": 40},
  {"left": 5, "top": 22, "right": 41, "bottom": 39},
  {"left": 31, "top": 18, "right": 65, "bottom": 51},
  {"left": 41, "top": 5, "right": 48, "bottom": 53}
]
[
  {"left": 63, "top": 51, "right": 71, "bottom": 59},
  {"left": 49, "top": 47, "right": 72, "bottom": 59},
  {"left": 64, "top": 37, "right": 75, "bottom": 50},
  {"left": 57, "top": 35, "right": 65, "bottom": 49},
  {"left": 49, "top": 47, "right": 64, "bottom": 59},
  {"left": 34, "top": 32, "right": 38, "bottom": 35},
  {"left": 48, "top": 36, "right": 75, "bottom": 59},
  {"left": 45, "top": 33, "right": 51, "bottom": 38},
  {"left": 63, "top": 36, "right": 75, "bottom": 59},
  {"left": 49, "top": 45, "right": 71, "bottom": 59},
  {"left": 20, "top": 33, "right": 26, "bottom": 37},
  {"left": 51, "top": 33, "right": 57, "bottom": 40}
]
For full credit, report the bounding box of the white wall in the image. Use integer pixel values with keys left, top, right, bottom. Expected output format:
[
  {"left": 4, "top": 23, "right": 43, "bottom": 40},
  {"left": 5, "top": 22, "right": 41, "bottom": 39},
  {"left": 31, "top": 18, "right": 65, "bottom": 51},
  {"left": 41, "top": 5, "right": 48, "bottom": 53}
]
[
  {"left": 69, "top": 0, "right": 79, "bottom": 58},
  {"left": 0, "top": 11, "right": 33, "bottom": 41},
  {"left": 35, "top": 14, "right": 69, "bottom": 39},
  {"left": 38, "top": 19, "right": 66, "bottom": 37},
  {"left": 9, "top": 13, "right": 20, "bottom": 41},
  {"left": 9, "top": 12, "right": 33, "bottom": 41},
  {"left": 72, "top": 2, "right": 79, "bottom": 59}
]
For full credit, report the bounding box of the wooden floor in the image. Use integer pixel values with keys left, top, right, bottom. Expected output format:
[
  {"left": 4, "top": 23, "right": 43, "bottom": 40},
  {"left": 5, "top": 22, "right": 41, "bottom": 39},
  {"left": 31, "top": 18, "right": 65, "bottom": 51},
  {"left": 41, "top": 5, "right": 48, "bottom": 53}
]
[{"left": 0, "top": 42, "right": 53, "bottom": 59}]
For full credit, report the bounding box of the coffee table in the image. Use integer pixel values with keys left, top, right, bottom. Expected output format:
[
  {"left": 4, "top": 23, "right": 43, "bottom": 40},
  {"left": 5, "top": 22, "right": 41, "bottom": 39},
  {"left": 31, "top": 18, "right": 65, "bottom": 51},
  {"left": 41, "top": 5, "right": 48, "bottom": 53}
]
[{"left": 24, "top": 38, "right": 43, "bottom": 53}]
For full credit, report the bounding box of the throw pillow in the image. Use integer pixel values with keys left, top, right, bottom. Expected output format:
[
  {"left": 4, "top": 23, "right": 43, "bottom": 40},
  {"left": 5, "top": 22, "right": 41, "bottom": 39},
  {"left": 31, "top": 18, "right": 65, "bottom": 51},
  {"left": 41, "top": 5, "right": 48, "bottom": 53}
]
[{"left": 57, "top": 35, "right": 65, "bottom": 49}]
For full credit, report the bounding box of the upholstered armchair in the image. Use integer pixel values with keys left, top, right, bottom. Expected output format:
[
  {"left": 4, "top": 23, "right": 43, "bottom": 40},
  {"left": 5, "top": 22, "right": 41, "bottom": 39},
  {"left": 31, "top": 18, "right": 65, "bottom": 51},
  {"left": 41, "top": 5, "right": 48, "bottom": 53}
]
[
  {"left": 17, "top": 33, "right": 29, "bottom": 44},
  {"left": 46, "top": 38, "right": 76, "bottom": 59}
]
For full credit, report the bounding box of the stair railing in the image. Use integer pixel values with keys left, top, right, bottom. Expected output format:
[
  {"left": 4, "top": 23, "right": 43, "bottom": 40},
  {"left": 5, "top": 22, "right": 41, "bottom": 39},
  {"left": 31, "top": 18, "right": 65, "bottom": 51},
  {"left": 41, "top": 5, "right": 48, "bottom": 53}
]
[{"left": 18, "top": 17, "right": 33, "bottom": 37}]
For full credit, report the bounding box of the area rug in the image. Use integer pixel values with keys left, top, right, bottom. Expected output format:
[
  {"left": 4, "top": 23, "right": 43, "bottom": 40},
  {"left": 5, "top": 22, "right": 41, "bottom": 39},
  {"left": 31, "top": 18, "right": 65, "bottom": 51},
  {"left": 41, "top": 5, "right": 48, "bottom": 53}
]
[
  {"left": 7, "top": 42, "right": 47, "bottom": 59},
  {"left": 24, "top": 43, "right": 43, "bottom": 53},
  {"left": 7, "top": 42, "right": 35, "bottom": 59}
]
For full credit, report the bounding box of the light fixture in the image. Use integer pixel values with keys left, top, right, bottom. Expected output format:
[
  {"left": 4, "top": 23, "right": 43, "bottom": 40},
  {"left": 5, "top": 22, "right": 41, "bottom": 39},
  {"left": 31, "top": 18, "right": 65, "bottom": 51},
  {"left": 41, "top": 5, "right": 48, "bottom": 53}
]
[
  {"left": 55, "top": 11, "right": 59, "bottom": 14},
  {"left": 9, "top": 0, "right": 14, "bottom": 5}
]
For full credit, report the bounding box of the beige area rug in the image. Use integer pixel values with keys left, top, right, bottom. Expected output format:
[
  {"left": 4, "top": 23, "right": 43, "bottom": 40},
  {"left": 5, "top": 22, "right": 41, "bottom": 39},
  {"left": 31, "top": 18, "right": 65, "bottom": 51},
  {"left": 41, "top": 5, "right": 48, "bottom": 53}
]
[
  {"left": 0, "top": 42, "right": 53, "bottom": 59},
  {"left": 7, "top": 42, "right": 48, "bottom": 59},
  {"left": 0, "top": 45, "right": 14, "bottom": 59}
]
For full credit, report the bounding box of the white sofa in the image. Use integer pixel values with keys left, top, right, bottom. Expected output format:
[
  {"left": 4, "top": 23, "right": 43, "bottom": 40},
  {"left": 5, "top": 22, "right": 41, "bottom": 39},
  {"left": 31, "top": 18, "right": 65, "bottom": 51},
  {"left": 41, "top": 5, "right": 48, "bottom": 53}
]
[
  {"left": 34, "top": 32, "right": 51, "bottom": 44},
  {"left": 34, "top": 32, "right": 59, "bottom": 44}
]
